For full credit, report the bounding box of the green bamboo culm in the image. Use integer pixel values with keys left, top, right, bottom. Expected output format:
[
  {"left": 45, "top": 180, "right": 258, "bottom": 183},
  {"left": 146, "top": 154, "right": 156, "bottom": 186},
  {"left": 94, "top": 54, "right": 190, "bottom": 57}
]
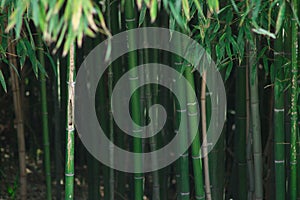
[
  {"left": 290, "top": 0, "right": 298, "bottom": 198},
  {"left": 200, "top": 72, "right": 212, "bottom": 200},
  {"left": 173, "top": 35, "right": 190, "bottom": 200},
  {"left": 249, "top": 40, "right": 263, "bottom": 199},
  {"left": 37, "top": 30, "right": 52, "bottom": 200},
  {"left": 185, "top": 64, "right": 205, "bottom": 200},
  {"left": 274, "top": 29, "right": 285, "bottom": 200},
  {"left": 125, "top": 0, "right": 143, "bottom": 199},
  {"left": 65, "top": 43, "right": 76, "bottom": 200},
  {"left": 235, "top": 61, "right": 247, "bottom": 200}
]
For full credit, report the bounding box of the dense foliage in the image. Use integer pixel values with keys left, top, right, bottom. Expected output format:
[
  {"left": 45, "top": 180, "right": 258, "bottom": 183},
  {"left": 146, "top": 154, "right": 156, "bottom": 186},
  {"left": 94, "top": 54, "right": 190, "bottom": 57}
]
[{"left": 0, "top": 0, "right": 299, "bottom": 200}]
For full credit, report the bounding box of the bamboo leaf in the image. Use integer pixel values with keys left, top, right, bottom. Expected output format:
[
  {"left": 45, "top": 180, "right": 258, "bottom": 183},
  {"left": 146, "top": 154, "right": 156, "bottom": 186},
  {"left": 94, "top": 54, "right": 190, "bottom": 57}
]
[
  {"left": 24, "top": 20, "right": 35, "bottom": 49},
  {"left": 138, "top": 4, "right": 147, "bottom": 27},
  {"left": 251, "top": 0, "right": 261, "bottom": 22},
  {"left": 136, "top": 0, "right": 142, "bottom": 10},
  {"left": 0, "top": 69, "right": 7, "bottom": 93},
  {"left": 192, "top": 0, "right": 206, "bottom": 20},
  {"left": 230, "top": 0, "right": 239, "bottom": 13},
  {"left": 276, "top": 1, "right": 286, "bottom": 34},
  {"left": 225, "top": 61, "right": 233, "bottom": 80},
  {"left": 23, "top": 39, "right": 38, "bottom": 78},
  {"left": 31, "top": 0, "right": 39, "bottom": 27},
  {"left": 182, "top": 0, "right": 190, "bottom": 21},
  {"left": 44, "top": 51, "right": 57, "bottom": 76},
  {"left": 263, "top": 56, "right": 269, "bottom": 75},
  {"left": 150, "top": 0, "right": 158, "bottom": 23},
  {"left": 252, "top": 27, "right": 276, "bottom": 39},
  {"left": 207, "top": 0, "right": 219, "bottom": 12},
  {"left": 71, "top": 0, "right": 82, "bottom": 32},
  {"left": 16, "top": 39, "right": 27, "bottom": 70}
]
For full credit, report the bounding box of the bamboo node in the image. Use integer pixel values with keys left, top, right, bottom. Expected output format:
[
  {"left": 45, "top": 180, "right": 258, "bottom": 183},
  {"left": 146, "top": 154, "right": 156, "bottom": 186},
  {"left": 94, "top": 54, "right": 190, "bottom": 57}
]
[
  {"left": 188, "top": 112, "right": 198, "bottom": 116},
  {"left": 290, "top": 161, "right": 297, "bottom": 165},
  {"left": 274, "top": 160, "right": 285, "bottom": 163},
  {"left": 180, "top": 192, "right": 190, "bottom": 196},
  {"left": 125, "top": 17, "right": 136, "bottom": 22},
  {"left": 66, "top": 127, "right": 75, "bottom": 131},
  {"left": 274, "top": 108, "right": 284, "bottom": 112},
  {"left": 176, "top": 109, "right": 187, "bottom": 113},
  {"left": 187, "top": 101, "right": 197, "bottom": 106},
  {"left": 192, "top": 155, "right": 202, "bottom": 159},
  {"left": 129, "top": 76, "right": 139, "bottom": 80},
  {"left": 174, "top": 62, "right": 183, "bottom": 66},
  {"left": 195, "top": 195, "right": 205, "bottom": 199},
  {"left": 134, "top": 176, "right": 144, "bottom": 180},
  {"left": 65, "top": 173, "right": 74, "bottom": 176},
  {"left": 181, "top": 153, "right": 188, "bottom": 157},
  {"left": 67, "top": 81, "right": 76, "bottom": 86}
]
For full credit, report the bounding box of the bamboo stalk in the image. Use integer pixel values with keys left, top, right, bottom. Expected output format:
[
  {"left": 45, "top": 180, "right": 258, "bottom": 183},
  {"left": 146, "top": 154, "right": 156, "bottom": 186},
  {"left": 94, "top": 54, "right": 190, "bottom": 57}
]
[
  {"left": 274, "top": 29, "right": 285, "bottom": 200},
  {"left": 200, "top": 72, "right": 212, "bottom": 200},
  {"left": 37, "top": 31, "right": 52, "bottom": 200},
  {"left": 65, "top": 43, "right": 76, "bottom": 200},
  {"left": 124, "top": 1, "right": 143, "bottom": 199},
  {"left": 235, "top": 61, "right": 247, "bottom": 200},
  {"left": 8, "top": 35, "right": 27, "bottom": 200},
  {"left": 290, "top": 0, "right": 298, "bottom": 198},
  {"left": 185, "top": 65, "right": 205, "bottom": 200},
  {"left": 248, "top": 39, "right": 263, "bottom": 200},
  {"left": 173, "top": 46, "right": 190, "bottom": 200}
]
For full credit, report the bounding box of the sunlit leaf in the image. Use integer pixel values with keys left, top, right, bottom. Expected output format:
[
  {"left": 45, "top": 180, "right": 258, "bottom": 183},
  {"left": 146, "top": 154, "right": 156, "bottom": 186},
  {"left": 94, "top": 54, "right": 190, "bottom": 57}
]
[
  {"left": 275, "top": 1, "right": 285, "bottom": 34},
  {"left": 207, "top": 0, "right": 219, "bottom": 13},
  {"left": 182, "top": 0, "right": 190, "bottom": 21},
  {"left": 0, "top": 69, "right": 7, "bottom": 93},
  {"left": 252, "top": 27, "right": 276, "bottom": 39},
  {"left": 150, "top": 0, "right": 158, "bottom": 23},
  {"left": 139, "top": 4, "right": 147, "bottom": 27}
]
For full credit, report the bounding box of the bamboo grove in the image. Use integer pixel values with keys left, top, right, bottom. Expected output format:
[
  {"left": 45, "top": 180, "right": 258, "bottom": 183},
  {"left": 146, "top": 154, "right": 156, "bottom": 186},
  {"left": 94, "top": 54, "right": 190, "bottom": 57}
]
[{"left": 0, "top": 0, "right": 299, "bottom": 199}]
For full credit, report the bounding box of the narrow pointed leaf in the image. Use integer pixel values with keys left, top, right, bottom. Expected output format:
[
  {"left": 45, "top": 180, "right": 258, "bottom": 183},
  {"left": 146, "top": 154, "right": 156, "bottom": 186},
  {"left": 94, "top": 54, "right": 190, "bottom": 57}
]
[{"left": 0, "top": 69, "right": 7, "bottom": 93}]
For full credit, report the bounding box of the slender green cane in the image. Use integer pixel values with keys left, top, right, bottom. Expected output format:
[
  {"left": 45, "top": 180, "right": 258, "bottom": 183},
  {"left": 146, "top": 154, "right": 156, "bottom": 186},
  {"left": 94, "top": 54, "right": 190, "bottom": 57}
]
[
  {"left": 173, "top": 47, "right": 190, "bottom": 200},
  {"left": 274, "top": 29, "right": 285, "bottom": 200},
  {"left": 249, "top": 39, "right": 263, "bottom": 200},
  {"left": 185, "top": 65, "right": 205, "bottom": 200},
  {"left": 200, "top": 72, "right": 212, "bottom": 200},
  {"left": 235, "top": 61, "right": 247, "bottom": 200},
  {"left": 53, "top": 58, "right": 62, "bottom": 200},
  {"left": 65, "top": 43, "right": 76, "bottom": 200},
  {"left": 125, "top": 1, "right": 143, "bottom": 199},
  {"left": 290, "top": 0, "right": 298, "bottom": 198},
  {"left": 37, "top": 31, "right": 52, "bottom": 200}
]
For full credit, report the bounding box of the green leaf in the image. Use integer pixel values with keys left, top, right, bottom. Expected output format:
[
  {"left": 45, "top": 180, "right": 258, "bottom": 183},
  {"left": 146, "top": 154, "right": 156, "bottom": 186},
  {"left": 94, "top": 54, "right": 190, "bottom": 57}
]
[
  {"left": 44, "top": 52, "right": 57, "bottom": 76},
  {"left": 0, "top": 69, "right": 7, "bottom": 93},
  {"left": 150, "top": 0, "right": 158, "bottom": 23},
  {"left": 182, "top": 0, "right": 190, "bottom": 21},
  {"left": 251, "top": 0, "right": 261, "bottom": 22},
  {"left": 225, "top": 61, "right": 233, "bottom": 80},
  {"left": 230, "top": 0, "right": 239, "bottom": 13},
  {"left": 275, "top": 1, "right": 286, "bottom": 34},
  {"left": 31, "top": 0, "right": 39, "bottom": 27},
  {"left": 252, "top": 27, "right": 276, "bottom": 39},
  {"left": 136, "top": 0, "right": 143, "bottom": 10},
  {"left": 138, "top": 4, "right": 147, "bottom": 27},
  {"left": 192, "top": 0, "right": 206, "bottom": 20},
  {"left": 23, "top": 39, "right": 38, "bottom": 78},
  {"left": 207, "top": 0, "right": 219, "bottom": 12},
  {"left": 16, "top": 39, "right": 27, "bottom": 70},
  {"left": 24, "top": 20, "right": 35, "bottom": 49}
]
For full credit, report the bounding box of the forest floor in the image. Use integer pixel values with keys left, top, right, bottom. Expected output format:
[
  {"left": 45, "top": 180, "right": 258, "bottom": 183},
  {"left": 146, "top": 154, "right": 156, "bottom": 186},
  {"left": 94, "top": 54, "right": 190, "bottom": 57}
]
[{"left": 0, "top": 128, "right": 89, "bottom": 200}]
